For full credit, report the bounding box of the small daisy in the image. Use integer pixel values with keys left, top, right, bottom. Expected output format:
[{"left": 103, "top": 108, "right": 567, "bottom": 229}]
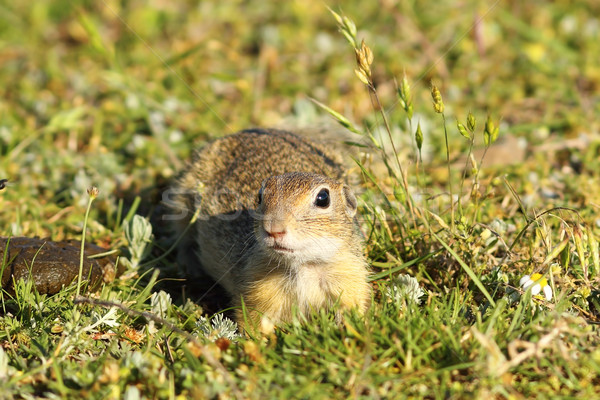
[{"left": 519, "top": 273, "right": 553, "bottom": 301}]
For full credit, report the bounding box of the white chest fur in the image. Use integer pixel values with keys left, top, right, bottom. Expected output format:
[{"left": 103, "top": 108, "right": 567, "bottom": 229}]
[{"left": 293, "top": 264, "right": 339, "bottom": 313}]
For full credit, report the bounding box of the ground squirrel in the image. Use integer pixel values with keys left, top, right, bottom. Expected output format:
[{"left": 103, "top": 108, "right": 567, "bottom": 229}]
[{"left": 166, "top": 128, "right": 370, "bottom": 333}]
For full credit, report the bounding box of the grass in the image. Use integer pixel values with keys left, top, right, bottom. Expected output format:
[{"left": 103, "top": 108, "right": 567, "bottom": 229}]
[{"left": 1, "top": 0, "right": 600, "bottom": 398}]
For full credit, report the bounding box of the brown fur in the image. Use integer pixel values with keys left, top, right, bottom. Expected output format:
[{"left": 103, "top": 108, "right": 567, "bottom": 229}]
[{"left": 166, "top": 129, "right": 370, "bottom": 333}]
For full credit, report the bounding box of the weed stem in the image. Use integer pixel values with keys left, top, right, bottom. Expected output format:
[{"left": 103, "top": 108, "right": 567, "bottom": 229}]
[
  {"left": 75, "top": 190, "right": 97, "bottom": 300},
  {"left": 442, "top": 113, "right": 454, "bottom": 230}
]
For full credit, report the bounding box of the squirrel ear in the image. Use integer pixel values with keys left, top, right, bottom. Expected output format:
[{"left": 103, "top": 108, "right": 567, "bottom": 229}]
[{"left": 342, "top": 185, "right": 357, "bottom": 217}]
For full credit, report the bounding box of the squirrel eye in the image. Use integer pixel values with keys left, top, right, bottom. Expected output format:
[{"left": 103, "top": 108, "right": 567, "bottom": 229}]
[
  {"left": 257, "top": 187, "right": 264, "bottom": 204},
  {"left": 314, "top": 189, "right": 330, "bottom": 208}
]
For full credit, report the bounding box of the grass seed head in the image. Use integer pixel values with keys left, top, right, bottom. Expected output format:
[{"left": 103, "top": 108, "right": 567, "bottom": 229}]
[
  {"left": 430, "top": 83, "right": 444, "bottom": 113},
  {"left": 343, "top": 16, "right": 357, "bottom": 39},
  {"left": 467, "top": 111, "right": 476, "bottom": 132},
  {"left": 457, "top": 121, "right": 470, "bottom": 139},
  {"left": 362, "top": 40, "right": 373, "bottom": 65},
  {"left": 484, "top": 115, "right": 500, "bottom": 146},
  {"left": 400, "top": 74, "right": 411, "bottom": 102},
  {"left": 397, "top": 74, "right": 413, "bottom": 119},
  {"left": 415, "top": 121, "right": 424, "bottom": 151},
  {"left": 328, "top": 8, "right": 358, "bottom": 47},
  {"left": 354, "top": 68, "right": 370, "bottom": 85},
  {"left": 354, "top": 40, "right": 373, "bottom": 83}
]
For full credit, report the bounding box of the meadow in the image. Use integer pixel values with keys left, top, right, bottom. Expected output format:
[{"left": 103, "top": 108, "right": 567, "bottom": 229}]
[{"left": 0, "top": 0, "right": 599, "bottom": 398}]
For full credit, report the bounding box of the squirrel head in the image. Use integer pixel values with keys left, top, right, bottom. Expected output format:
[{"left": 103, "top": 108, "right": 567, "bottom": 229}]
[{"left": 252, "top": 172, "right": 358, "bottom": 265}]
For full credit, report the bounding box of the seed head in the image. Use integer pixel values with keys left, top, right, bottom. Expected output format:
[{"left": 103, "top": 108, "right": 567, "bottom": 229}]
[
  {"left": 328, "top": 8, "right": 358, "bottom": 47},
  {"left": 483, "top": 115, "right": 500, "bottom": 146},
  {"left": 430, "top": 84, "right": 444, "bottom": 114},
  {"left": 467, "top": 111, "right": 476, "bottom": 132},
  {"left": 87, "top": 186, "right": 99, "bottom": 199},
  {"left": 329, "top": 7, "right": 343, "bottom": 25},
  {"left": 354, "top": 68, "right": 370, "bottom": 85},
  {"left": 362, "top": 40, "right": 373, "bottom": 66},
  {"left": 354, "top": 40, "right": 373, "bottom": 81},
  {"left": 457, "top": 121, "right": 470, "bottom": 139},
  {"left": 397, "top": 74, "right": 413, "bottom": 119},
  {"left": 343, "top": 16, "right": 357, "bottom": 40},
  {"left": 415, "top": 122, "right": 423, "bottom": 152},
  {"left": 400, "top": 74, "right": 411, "bottom": 102}
]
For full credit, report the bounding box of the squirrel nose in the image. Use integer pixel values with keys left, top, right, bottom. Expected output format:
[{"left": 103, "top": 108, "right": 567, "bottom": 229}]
[{"left": 264, "top": 220, "right": 287, "bottom": 240}]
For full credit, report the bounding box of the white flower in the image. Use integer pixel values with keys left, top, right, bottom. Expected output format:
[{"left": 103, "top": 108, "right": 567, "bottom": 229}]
[
  {"left": 386, "top": 274, "right": 425, "bottom": 306},
  {"left": 519, "top": 273, "right": 553, "bottom": 301},
  {"left": 79, "top": 307, "right": 120, "bottom": 333},
  {"left": 197, "top": 314, "right": 239, "bottom": 340},
  {"left": 150, "top": 290, "right": 172, "bottom": 319}
]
